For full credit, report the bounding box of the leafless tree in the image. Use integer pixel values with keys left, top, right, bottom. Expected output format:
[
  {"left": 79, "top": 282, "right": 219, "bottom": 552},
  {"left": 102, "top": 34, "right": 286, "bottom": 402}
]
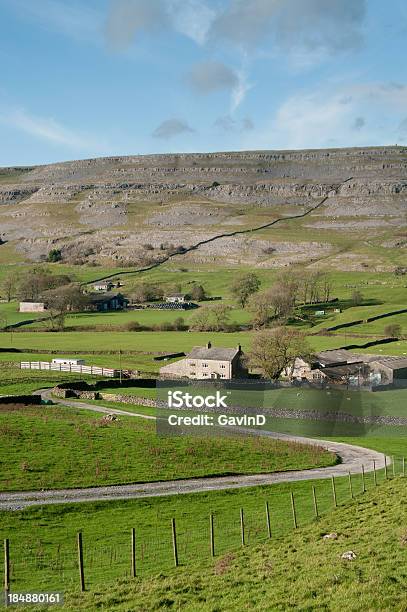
[{"left": 247, "top": 328, "right": 311, "bottom": 380}]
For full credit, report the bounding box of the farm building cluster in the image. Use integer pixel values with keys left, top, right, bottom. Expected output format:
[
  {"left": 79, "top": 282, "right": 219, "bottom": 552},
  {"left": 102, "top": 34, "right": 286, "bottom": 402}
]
[
  {"left": 159, "top": 344, "right": 407, "bottom": 386},
  {"left": 18, "top": 290, "right": 195, "bottom": 314},
  {"left": 287, "top": 349, "right": 407, "bottom": 387}
]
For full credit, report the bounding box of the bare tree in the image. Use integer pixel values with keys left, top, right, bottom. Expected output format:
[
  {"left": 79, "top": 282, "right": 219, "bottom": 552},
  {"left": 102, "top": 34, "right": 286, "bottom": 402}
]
[
  {"left": 44, "top": 285, "right": 90, "bottom": 331},
  {"left": 1, "top": 272, "right": 18, "bottom": 302},
  {"left": 231, "top": 273, "right": 261, "bottom": 307},
  {"left": 247, "top": 328, "right": 311, "bottom": 380},
  {"left": 248, "top": 282, "right": 296, "bottom": 328},
  {"left": 18, "top": 268, "right": 71, "bottom": 301},
  {"left": 189, "top": 304, "right": 231, "bottom": 331},
  {"left": 351, "top": 290, "right": 363, "bottom": 306},
  {"left": 384, "top": 323, "right": 401, "bottom": 338},
  {"left": 189, "top": 284, "right": 206, "bottom": 301},
  {"left": 247, "top": 290, "right": 272, "bottom": 328},
  {"left": 321, "top": 276, "right": 332, "bottom": 303},
  {"left": 131, "top": 283, "right": 163, "bottom": 303},
  {"left": 290, "top": 270, "right": 332, "bottom": 305}
]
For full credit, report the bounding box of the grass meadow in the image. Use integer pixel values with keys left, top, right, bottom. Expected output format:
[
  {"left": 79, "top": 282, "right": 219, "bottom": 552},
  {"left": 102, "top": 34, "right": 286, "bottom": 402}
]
[
  {"left": 53, "top": 478, "right": 407, "bottom": 611},
  {"left": 1, "top": 465, "right": 405, "bottom": 603},
  {"left": 0, "top": 404, "right": 335, "bottom": 492}
]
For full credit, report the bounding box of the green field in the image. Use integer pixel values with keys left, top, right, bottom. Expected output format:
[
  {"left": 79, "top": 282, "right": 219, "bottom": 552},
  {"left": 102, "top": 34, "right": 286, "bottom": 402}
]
[
  {"left": 0, "top": 366, "right": 99, "bottom": 396},
  {"left": 46, "top": 478, "right": 407, "bottom": 611},
  {"left": 1, "top": 465, "right": 405, "bottom": 604},
  {"left": 1, "top": 266, "right": 406, "bottom": 379},
  {"left": 1, "top": 330, "right": 406, "bottom": 359},
  {"left": 0, "top": 403, "right": 334, "bottom": 492}
]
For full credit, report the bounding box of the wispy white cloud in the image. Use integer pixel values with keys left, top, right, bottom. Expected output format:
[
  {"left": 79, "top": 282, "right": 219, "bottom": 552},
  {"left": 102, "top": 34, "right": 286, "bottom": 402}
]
[
  {"left": 168, "top": 0, "right": 217, "bottom": 45},
  {"left": 106, "top": 0, "right": 217, "bottom": 48},
  {"left": 186, "top": 60, "right": 251, "bottom": 111},
  {"left": 209, "top": 0, "right": 367, "bottom": 55},
  {"left": 231, "top": 69, "right": 252, "bottom": 112},
  {"left": 1, "top": 107, "right": 106, "bottom": 152},
  {"left": 245, "top": 82, "right": 407, "bottom": 150}
]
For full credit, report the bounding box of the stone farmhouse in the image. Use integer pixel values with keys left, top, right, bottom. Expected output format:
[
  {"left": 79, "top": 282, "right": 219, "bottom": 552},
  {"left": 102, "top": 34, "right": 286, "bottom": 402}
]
[{"left": 159, "top": 341, "right": 247, "bottom": 380}]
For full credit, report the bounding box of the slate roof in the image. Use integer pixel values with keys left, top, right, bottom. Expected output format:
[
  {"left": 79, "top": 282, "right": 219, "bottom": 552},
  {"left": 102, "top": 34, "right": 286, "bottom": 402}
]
[
  {"left": 320, "top": 363, "right": 363, "bottom": 379},
  {"left": 316, "top": 349, "right": 383, "bottom": 366},
  {"left": 370, "top": 357, "right": 407, "bottom": 370},
  {"left": 89, "top": 292, "right": 126, "bottom": 304},
  {"left": 316, "top": 349, "right": 360, "bottom": 365},
  {"left": 187, "top": 346, "right": 241, "bottom": 362}
]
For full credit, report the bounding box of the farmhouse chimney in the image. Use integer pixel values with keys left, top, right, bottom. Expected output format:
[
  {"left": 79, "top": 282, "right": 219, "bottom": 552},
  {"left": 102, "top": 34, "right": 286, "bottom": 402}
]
[{"left": 237, "top": 344, "right": 242, "bottom": 353}]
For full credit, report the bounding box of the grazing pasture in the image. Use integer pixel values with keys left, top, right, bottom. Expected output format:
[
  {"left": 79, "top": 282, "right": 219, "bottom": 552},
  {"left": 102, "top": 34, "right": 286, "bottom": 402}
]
[{"left": 0, "top": 404, "right": 334, "bottom": 491}]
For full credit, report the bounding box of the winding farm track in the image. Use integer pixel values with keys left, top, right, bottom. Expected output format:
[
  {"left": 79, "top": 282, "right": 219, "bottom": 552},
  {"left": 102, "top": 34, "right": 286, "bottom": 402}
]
[{"left": 0, "top": 389, "right": 388, "bottom": 510}]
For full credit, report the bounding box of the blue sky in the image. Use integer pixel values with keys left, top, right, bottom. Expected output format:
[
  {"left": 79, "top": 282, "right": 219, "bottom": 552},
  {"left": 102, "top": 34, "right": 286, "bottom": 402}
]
[{"left": 1, "top": 0, "right": 407, "bottom": 166}]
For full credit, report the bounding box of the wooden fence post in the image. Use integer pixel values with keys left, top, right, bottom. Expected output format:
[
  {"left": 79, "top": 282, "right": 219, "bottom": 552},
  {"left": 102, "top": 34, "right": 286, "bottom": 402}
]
[
  {"left": 348, "top": 471, "right": 353, "bottom": 499},
  {"left": 290, "top": 492, "right": 297, "bottom": 529},
  {"left": 361, "top": 465, "right": 366, "bottom": 493},
  {"left": 240, "top": 508, "right": 245, "bottom": 546},
  {"left": 77, "top": 532, "right": 85, "bottom": 592},
  {"left": 384, "top": 456, "right": 388, "bottom": 479},
  {"left": 131, "top": 528, "right": 136, "bottom": 578},
  {"left": 171, "top": 518, "right": 178, "bottom": 567},
  {"left": 392, "top": 457, "right": 396, "bottom": 478},
  {"left": 4, "top": 538, "right": 10, "bottom": 594},
  {"left": 331, "top": 476, "right": 337, "bottom": 507},
  {"left": 209, "top": 514, "right": 215, "bottom": 557},
  {"left": 373, "top": 460, "right": 377, "bottom": 486},
  {"left": 265, "top": 501, "right": 271, "bottom": 539},
  {"left": 403, "top": 457, "right": 405, "bottom": 477},
  {"left": 312, "top": 486, "right": 319, "bottom": 518}
]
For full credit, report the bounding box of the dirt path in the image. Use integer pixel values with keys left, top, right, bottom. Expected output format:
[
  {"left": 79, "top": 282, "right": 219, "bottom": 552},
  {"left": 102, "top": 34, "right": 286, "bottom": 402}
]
[{"left": 0, "top": 390, "right": 387, "bottom": 510}]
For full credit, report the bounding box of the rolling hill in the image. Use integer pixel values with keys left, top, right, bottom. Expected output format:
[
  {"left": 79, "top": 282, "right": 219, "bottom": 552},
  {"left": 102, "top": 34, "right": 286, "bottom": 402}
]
[{"left": 0, "top": 146, "right": 406, "bottom": 272}]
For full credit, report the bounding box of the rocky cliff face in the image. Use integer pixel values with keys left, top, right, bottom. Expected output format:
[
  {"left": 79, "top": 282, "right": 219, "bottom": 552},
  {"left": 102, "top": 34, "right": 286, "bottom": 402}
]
[{"left": 0, "top": 146, "right": 406, "bottom": 270}]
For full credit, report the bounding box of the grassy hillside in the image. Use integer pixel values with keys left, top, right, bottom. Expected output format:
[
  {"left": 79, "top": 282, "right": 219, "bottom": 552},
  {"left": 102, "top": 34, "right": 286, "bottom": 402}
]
[
  {"left": 72, "top": 479, "right": 407, "bottom": 612},
  {"left": 0, "top": 404, "right": 334, "bottom": 491},
  {"left": 8, "top": 477, "right": 407, "bottom": 611}
]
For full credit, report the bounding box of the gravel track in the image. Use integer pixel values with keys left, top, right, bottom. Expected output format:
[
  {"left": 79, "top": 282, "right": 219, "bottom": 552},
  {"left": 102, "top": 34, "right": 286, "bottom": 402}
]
[{"left": 0, "top": 390, "right": 388, "bottom": 510}]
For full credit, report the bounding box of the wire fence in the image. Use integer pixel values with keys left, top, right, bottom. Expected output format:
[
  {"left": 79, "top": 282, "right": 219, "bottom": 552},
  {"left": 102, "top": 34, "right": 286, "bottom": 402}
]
[{"left": 2, "top": 458, "right": 405, "bottom": 593}]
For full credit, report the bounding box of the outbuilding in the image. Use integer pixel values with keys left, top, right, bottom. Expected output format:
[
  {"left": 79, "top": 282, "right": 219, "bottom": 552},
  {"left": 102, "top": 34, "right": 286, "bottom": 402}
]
[
  {"left": 19, "top": 302, "right": 46, "bottom": 313},
  {"left": 51, "top": 358, "right": 85, "bottom": 366}
]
